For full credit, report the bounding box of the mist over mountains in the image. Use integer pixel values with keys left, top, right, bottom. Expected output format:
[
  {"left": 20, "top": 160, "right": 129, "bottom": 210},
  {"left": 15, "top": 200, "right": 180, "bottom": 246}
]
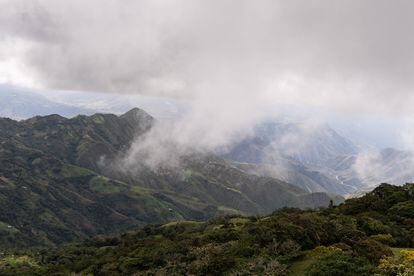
[
  {"left": 2, "top": 1, "right": 414, "bottom": 274},
  {"left": 223, "top": 121, "right": 414, "bottom": 196},
  {"left": 0, "top": 106, "right": 346, "bottom": 248},
  {"left": 0, "top": 85, "right": 95, "bottom": 119},
  {"left": 0, "top": 84, "right": 187, "bottom": 120},
  {"left": 8, "top": 86, "right": 410, "bottom": 246},
  {"left": 2, "top": 86, "right": 413, "bottom": 198}
]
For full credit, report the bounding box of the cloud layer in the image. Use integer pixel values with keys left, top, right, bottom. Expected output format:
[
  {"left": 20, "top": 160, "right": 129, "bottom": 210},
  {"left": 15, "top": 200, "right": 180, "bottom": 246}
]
[
  {"left": 2, "top": 1, "right": 414, "bottom": 110},
  {"left": 2, "top": 0, "right": 414, "bottom": 159}
]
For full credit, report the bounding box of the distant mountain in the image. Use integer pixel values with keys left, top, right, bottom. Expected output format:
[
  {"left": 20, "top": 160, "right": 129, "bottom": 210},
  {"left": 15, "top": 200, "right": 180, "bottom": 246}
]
[
  {"left": 355, "top": 148, "right": 414, "bottom": 184},
  {"left": 223, "top": 121, "right": 361, "bottom": 195},
  {"left": 39, "top": 89, "right": 189, "bottom": 119},
  {"left": 0, "top": 85, "right": 95, "bottom": 119},
  {"left": 224, "top": 120, "right": 414, "bottom": 197},
  {"left": 0, "top": 109, "right": 340, "bottom": 248},
  {"left": 335, "top": 148, "right": 414, "bottom": 197},
  {"left": 3, "top": 84, "right": 411, "bottom": 198},
  {"left": 224, "top": 120, "right": 358, "bottom": 168}
]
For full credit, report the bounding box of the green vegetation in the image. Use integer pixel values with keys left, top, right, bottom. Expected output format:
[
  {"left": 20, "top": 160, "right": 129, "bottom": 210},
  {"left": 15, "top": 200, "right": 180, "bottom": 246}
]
[
  {"left": 306, "top": 250, "right": 377, "bottom": 275},
  {"left": 0, "top": 255, "right": 40, "bottom": 276},
  {"left": 0, "top": 110, "right": 341, "bottom": 250},
  {"left": 89, "top": 176, "right": 125, "bottom": 194},
  {"left": 378, "top": 248, "right": 414, "bottom": 275},
  {"left": 0, "top": 221, "right": 20, "bottom": 234},
  {"left": 0, "top": 183, "right": 413, "bottom": 275},
  {"left": 60, "top": 164, "right": 93, "bottom": 178},
  {"left": 5, "top": 110, "right": 412, "bottom": 275}
]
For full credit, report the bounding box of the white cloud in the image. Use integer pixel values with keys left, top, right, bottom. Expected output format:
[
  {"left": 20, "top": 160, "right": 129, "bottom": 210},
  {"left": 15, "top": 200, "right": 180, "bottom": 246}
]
[{"left": 2, "top": 0, "right": 414, "bottom": 167}]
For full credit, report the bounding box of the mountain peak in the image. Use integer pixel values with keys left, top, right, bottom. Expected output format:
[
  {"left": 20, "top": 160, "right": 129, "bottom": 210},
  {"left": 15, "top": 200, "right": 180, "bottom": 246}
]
[
  {"left": 120, "top": 107, "right": 154, "bottom": 123},
  {"left": 24, "top": 114, "right": 68, "bottom": 125},
  {"left": 121, "top": 107, "right": 147, "bottom": 116}
]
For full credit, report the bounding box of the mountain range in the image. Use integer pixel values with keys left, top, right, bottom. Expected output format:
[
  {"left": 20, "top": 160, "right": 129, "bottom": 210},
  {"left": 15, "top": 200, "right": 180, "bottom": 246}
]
[
  {"left": 223, "top": 121, "right": 360, "bottom": 195},
  {"left": 0, "top": 85, "right": 95, "bottom": 119},
  {"left": 223, "top": 120, "right": 414, "bottom": 197},
  {"left": 0, "top": 108, "right": 341, "bottom": 248},
  {"left": 0, "top": 84, "right": 186, "bottom": 120},
  {"left": 2, "top": 87, "right": 414, "bottom": 250},
  {"left": 3, "top": 87, "right": 413, "bottom": 197}
]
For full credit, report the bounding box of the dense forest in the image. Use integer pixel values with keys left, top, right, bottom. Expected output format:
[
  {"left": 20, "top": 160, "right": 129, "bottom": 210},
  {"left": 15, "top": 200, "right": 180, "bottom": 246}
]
[{"left": 1, "top": 183, "right": 414, "bottom": 275}]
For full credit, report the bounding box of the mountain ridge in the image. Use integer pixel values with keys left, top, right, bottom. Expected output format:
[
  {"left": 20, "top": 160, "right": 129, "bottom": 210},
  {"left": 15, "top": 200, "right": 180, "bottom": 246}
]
[{"left": 0, "top": 109, "right": 341, "bottom": 248}]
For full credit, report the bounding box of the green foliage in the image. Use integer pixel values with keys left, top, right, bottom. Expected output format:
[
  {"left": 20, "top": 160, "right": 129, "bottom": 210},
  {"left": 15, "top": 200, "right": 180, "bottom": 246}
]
[
  {"left": 370, "top": 234, "right": 396, "bottom": 246},
  {"left": 89, "top": 176, "right": 125, "bottom": 194},
  {"left": 5, "top": 183, "right": 408, "bottom": 275},
  {"left": 0, "top": 110, "right": 341, "bottom": 250},
  {"left": 0, "top": 222, "right": 20, "bottom": 234},
  {"left": 60, "top": 164, "right": 93, "bottom": 178},
  {"left": 305, "top": 251, "right": 378, "bottom": 276},
  {"left": 353, "top": 238, "right": 393, "bottom": 265},
  {"left": 388, "top": 201, "right": 414, "bottom": 219},
  {"left": 378, "top": 249, "right": 414, "bottom": 276},
  {"left": 0, "top": 255, "right": 45, "bottom": 276},
  {"left": 1, "top": 112, "right": 414, "bottom": 275}
]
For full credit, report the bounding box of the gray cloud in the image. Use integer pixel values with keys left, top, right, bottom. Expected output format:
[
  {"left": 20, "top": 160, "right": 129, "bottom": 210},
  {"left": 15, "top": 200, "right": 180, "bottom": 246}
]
[
  {"left": 2, "top": 0, "right": 414, "bottom": 160},
  {"left": 1, "top": 1, "right": 414, "bottom": 103}
]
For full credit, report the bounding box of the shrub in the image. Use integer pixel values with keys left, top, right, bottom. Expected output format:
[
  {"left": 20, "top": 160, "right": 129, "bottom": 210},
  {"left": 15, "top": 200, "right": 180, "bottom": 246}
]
[
  {"left": 388, "top": 201, "right": 414, "bottom": 219},
  {"left": 353, "top": 239, "right": 393, "bottom": 265},
  {"left": 306, "top": 251, "right": 378, "bottom": 276},
  {"left": 377, "top": 251, "right": 414, "bottom": 276},
  {"left": 231, "top": 257, "right": 288, "bottom": 276},
  {"left": 370, "top": 234, "right": 396, "bottom": 246},
  {"left": 308, "top": 245, "right": 342, "bottom": 258}
]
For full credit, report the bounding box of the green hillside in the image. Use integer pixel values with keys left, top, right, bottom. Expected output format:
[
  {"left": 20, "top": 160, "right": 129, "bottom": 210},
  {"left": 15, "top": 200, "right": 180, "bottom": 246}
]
[
  {"left": 0, "top": 109, "right": 340, "bottom": 248},
  {"left": 2, "top": 183, "right": 414, "bottom": 275}
]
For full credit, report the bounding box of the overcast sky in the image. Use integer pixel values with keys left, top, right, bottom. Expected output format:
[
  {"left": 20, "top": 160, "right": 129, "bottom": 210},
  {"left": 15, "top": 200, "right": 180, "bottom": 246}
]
[{"left": 1, "top": 0, "right": 414, "bottom": 150}]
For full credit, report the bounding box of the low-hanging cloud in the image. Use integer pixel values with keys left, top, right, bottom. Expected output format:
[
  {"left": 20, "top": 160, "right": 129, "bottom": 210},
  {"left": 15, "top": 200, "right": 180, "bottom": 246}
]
[{"left": 2, "top": 0, "right": 414, "bottom": 169}]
